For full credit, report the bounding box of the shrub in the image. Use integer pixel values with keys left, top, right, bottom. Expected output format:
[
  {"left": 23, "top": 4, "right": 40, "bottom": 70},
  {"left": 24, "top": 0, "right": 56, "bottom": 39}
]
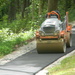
[{"left": 0, "top": 28, "right": 35, "bottom": 56}]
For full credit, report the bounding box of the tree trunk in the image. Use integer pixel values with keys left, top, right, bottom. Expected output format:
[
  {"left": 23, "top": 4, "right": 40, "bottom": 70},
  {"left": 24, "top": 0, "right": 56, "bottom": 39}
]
[
  {"left": 16, "top": 0, "right": 20, "bottom": 13},
  {"left": 27, "top": 0, "right": 31, "bottom": 7},
  {"left": 21, "top": 0, "right": 31, "bottom": 18},
  {"left": 48, "top": 0, "right": 58, "bottom": 12},
  {"left": 73, "top": 0, "right": 75, "bottom": 8},
  {"left": 32, "top": 0, "right": 34, "bottom": 21},
  {"left": 73, "top": 0, "right": 75, "bottom": 3},
  {"left": 8, "top": 0, "right": 16, "bottom": 22},
  {"left": 65, "top": 0, "right": 71, "bottom": 12},
  {"left": 21, "top": 0, "right": 27, "bottom": 18}
]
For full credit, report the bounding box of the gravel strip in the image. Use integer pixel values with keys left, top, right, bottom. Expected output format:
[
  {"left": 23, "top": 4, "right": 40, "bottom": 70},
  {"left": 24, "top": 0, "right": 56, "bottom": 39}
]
[{"left": 0, "top": 40, "right": 36, "bottom": 65}]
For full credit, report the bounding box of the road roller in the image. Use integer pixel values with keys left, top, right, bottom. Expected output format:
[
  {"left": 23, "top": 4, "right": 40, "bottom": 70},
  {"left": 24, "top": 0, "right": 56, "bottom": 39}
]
[{"left": 36, "top": 11, "right": 72, "bottom": 53}]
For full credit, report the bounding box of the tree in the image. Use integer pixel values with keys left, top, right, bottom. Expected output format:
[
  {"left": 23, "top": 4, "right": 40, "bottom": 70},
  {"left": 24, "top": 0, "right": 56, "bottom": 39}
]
[
  {"left": 21, "top": 0, "right": 31, "bottom": 18},
  {"left": 21, "top": 0, "right": 27, "bottom": 18},
  {"left": 32, "top": 0, "right": 34, "bottom": 20},
  {"left": 8, "top": 0, "right": 16, "bottom": 22},
  {"left": 39, "top": 0, "right": 45, "bottom": 15},
  {"left": 65, "top": 0, "right": 71, "bottom": 12},
  {"left": 73, "top": 0, "right": 75, "bottom": 3},
  {"left": 16, "top": 0, "right": 20, "bottom": 13},
  {"left": 48, "top": 0, "right": 58, "bottom": 12},
  {"left": 72, "top": 0, "right": 75, "bottom": 8}
]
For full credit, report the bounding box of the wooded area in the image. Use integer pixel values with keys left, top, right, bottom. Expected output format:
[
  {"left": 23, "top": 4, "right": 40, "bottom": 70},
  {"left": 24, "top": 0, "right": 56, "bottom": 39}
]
[{"left": 0, "top": 0, "right": 75, "bottom": 32}]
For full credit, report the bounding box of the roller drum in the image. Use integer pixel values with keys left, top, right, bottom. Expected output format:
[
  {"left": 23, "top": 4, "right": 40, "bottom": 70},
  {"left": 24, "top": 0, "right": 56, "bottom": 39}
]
[{"left": 36, "top": 39, "right": 66, "bottom": 53}]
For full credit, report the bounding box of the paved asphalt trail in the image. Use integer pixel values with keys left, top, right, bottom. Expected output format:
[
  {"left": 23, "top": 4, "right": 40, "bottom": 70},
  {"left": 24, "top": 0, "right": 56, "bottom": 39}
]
[{"left": 0, "top": 34, "right": 75, "bottom": 75}]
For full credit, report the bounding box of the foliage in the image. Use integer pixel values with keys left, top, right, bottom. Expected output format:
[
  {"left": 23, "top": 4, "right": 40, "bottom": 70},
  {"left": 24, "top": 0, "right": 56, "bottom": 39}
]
[
  {"left": 0, "top": 0, "right": 74, "bottom": 33},
  {"left": 69, "top": 8, "right": 75, "bottom": 21},
  {"left": 58, "top": 0, "right": 75, "bottom": 21},
  {"left": 0, "top": 0, "right": 9, "bottom": 20},
  {"left": 58, "top": 0, "right": 66, "bottom": 17},
  {"left": 0, "top": 28, "right": 35, "bottom": 56}
]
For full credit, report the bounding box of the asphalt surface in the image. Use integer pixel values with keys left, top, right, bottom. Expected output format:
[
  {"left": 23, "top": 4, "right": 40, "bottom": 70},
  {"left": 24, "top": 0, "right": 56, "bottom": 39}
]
[{"left": 0, "top": 34, "right": 75, "bottom": 75}]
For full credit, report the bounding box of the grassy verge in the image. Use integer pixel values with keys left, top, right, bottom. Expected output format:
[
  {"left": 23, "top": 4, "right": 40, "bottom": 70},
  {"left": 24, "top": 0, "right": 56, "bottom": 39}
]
[
  {"left": 0, "top": 28, "right": 35, "bottom": 56},
  {"left": 48, "top": 55, "right": 75, "bottom": 75}
]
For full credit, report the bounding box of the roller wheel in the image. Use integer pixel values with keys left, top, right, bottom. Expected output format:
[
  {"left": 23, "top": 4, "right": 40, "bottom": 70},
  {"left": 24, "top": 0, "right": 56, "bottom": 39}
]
[
  {"left": 66, "top": 32, "right": 72, "bottom": 47},
  {"left": 36, "top": 39, "right": 66, "bottom": 53},
  {"left": 61, "top": 39, "right": 66, "bottom": 53}
]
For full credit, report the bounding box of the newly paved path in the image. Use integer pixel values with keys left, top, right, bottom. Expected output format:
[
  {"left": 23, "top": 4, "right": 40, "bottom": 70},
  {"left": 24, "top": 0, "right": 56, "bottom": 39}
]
[{"left": 0, "top": 34, "right": 75, "bottom": 75}]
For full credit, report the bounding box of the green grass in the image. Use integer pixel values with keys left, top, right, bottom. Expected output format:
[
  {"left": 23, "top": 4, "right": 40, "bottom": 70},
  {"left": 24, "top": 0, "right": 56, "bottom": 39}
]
[{"left": 48, "top": 55, "right": 75, "bottom": 75}]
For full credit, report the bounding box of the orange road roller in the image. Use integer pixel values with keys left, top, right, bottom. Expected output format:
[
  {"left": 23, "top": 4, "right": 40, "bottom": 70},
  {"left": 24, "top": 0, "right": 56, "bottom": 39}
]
[{"left": 36, "top": 11, "right": 72, "bottom": 53}]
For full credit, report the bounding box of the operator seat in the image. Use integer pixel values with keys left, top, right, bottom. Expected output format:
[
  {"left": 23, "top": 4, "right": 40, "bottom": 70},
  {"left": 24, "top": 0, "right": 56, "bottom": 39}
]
[{"left": 46, "top": 10, "right": 61, "bottom": 20}]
